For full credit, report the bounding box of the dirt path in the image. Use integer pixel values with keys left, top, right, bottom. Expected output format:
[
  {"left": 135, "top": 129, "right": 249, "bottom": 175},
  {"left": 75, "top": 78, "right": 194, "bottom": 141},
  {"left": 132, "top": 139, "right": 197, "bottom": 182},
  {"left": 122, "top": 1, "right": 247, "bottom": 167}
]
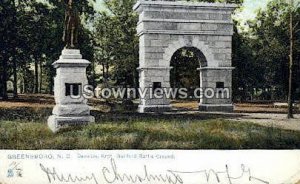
[
  {"left": 168, "top": 110, "right": 300, "bottom": 132},
  {"left": 226, "top": 113, "right": 300, "bottom": 132},
  {"left": 171, "top": 101, "right": 300, "bottom": 131}
]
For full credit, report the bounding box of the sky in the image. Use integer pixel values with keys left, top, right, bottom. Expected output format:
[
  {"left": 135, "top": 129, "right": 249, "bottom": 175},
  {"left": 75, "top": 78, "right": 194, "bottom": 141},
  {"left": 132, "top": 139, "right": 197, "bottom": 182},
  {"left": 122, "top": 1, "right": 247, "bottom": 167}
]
[
  {"left": 236, "top": 0, "right": 270, "bottom": 20},
  {"left": 233, "top": 0, "right": 271, "bottom": 30},
  {"left": 234, "top": 0, "right": 270, "bottom": 28}
]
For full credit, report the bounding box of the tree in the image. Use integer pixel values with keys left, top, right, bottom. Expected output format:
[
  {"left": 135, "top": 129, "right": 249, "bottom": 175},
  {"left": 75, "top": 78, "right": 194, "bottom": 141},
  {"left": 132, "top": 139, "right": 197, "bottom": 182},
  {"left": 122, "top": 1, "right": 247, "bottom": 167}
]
[
  {"left": 244, "top": 0, "right": 299, "bottom": 101},
  {"left": 288, "top": 0, "right": 294, "bottom": 118},
  {"left": 232, "top": 24, "right": 262, "bottom": 102},
  {"left": 0, "top": 0, "right": 14, "bottom": 100},
  {"left": 0, "top": 0, "right": 96, "bottom": 98},
  {"left": 234, "top": 0, "right": 300, "bottom": 106},
  {"left": 287, "top": 0, "right": 300, "bottom": 119},
  {"left": 94, "top": 0, "right": 139, "bottom": 88}
]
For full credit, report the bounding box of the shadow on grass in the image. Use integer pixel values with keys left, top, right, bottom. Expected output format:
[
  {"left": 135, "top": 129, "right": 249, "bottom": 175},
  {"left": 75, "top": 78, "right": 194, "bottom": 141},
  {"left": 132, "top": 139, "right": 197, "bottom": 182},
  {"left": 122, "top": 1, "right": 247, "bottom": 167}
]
[
  {"left": 91, "top": 110, "right": 246, "bottom": 124},
  {"left": 0, "top": 105, "right": 300, "bottom": 150}
]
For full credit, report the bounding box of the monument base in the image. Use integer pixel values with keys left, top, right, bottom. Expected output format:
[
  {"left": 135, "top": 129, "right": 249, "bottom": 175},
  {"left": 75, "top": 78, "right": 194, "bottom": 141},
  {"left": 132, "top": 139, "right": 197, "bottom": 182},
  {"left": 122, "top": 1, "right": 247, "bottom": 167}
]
[
  {"left": 138, "top": 104, "right": 172, "bottom": 113},
  {"left": 199, "top": 104, "right": 234, "bottom": 112},
  {"left": 48, "top": 115, "right": 95, "bottom": 133}
]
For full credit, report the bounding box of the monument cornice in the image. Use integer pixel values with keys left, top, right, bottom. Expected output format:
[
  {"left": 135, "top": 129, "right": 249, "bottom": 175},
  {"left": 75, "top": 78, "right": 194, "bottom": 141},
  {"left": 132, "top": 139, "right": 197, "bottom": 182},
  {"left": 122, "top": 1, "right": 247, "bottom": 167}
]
[
  {"left": 52, "top": 59, "right": 91, "bottom": 68},
  {"left": 138, "top": 18, "right": 234, "bottom": 25},
  {"left": 134, "top": 0, "right": 237, "bottom": 12},
  {"left": 137, "top": 30, "right": 234, "bottom": 36}
]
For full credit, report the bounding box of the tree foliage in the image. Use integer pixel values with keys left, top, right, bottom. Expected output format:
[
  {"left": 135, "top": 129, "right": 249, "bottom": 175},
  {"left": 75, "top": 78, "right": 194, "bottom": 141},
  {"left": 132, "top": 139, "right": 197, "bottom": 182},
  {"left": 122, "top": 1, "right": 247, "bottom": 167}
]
[
  {"left": 234, "top": 0, "right": 300, "bottom": 101},
  {"left": 93, "top": 0, "right": 139, "bottom": 88},
  {"left": 0, "top": 0, "right": 95, "bottom": 97}
]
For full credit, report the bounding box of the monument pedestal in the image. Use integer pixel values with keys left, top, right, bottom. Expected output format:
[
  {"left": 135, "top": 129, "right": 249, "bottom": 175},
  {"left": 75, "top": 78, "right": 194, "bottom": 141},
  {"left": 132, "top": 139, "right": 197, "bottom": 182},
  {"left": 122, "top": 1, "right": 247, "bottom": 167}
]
[
  {"left": 48, "top": 115, "right": 95, "bottom": 133},
  {"left": 48, "top": 49, "right": 94, "bottom": 133}
]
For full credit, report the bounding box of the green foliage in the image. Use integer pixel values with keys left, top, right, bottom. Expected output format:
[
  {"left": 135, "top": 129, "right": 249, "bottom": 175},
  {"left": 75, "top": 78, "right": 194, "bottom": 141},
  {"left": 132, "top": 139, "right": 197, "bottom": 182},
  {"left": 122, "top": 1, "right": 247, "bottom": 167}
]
[
  {"left": 232, "top": 25, "right": 262, "bottom": 101},
  {"left": 93, "top": 0, "right": 139, "bottom": 88},
  {"left": 0, "top": 0, "right": 95, "bottom": 96},
  {"left": 233, "top": 0, "right": 300, "bottom": 101}
]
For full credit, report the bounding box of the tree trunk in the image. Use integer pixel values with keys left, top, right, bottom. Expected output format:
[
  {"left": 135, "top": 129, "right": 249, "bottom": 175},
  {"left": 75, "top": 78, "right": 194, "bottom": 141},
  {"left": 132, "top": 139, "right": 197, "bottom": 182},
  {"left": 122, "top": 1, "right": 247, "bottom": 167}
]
[
  {"left": 0, "top": 74, "right": 2, "bottom": 98},
  {"left": 49, "top": 73, "right": 54, "bottom": 95},
  {"left": 20, "top": 72, "right": 24, "bottom": 94},
  {"left": 39, "top": 60, "right": 43, "bottom": 93},
  {"left": 34, "top": 58, "right": 39, "bottom": 93},
  {"left": 47, "top": 61, "right": 54, "bottom": 95},
  {"left": 13, "top": 58, "right": 18, "bottom": 98},
  {"left": 23, "top": 68, "right": 26, "bottom": 93},
  {"left": 12, "top": 0, "right": 18, "bottom": 99},
  {"left": 287, "top": 0, "right": 294, "bottom": 119},
  {"left": 1, "top": 54, "right": 8, "bottom": 100},
  {"left": 92, "top": 59, "right": 96, "bottom": 88}
]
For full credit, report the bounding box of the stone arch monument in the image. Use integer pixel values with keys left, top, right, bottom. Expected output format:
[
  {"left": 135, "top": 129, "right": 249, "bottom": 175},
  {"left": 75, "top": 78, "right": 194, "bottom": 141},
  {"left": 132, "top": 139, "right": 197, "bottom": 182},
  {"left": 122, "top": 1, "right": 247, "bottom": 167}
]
[{"left": 134, "top": 0, "right": 236, "bottom": 113}]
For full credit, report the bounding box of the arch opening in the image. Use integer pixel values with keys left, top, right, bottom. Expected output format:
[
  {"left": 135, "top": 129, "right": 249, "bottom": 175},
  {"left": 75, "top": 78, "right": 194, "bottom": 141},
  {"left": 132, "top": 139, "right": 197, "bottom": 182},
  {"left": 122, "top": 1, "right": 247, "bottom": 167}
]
[{"left": 170, "top": 47, "right": 207, "bottom": 88}]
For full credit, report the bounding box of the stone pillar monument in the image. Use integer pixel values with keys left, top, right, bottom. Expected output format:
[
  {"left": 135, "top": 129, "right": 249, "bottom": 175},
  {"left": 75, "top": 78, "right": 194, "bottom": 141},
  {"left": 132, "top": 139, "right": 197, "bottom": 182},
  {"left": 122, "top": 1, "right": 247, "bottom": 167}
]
[
  {"left": 134, "top": 0, "right": 236, "bottom": 113},
  {"left": 48, "top": 49, "right": 95, "bottom": 133}
]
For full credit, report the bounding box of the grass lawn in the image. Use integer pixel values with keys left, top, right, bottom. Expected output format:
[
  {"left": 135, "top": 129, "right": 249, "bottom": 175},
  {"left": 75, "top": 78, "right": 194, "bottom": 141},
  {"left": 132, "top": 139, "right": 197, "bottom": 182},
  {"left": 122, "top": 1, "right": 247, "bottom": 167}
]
[{"left": 0, "top": 97, "right": 300, "bottom": 149}]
